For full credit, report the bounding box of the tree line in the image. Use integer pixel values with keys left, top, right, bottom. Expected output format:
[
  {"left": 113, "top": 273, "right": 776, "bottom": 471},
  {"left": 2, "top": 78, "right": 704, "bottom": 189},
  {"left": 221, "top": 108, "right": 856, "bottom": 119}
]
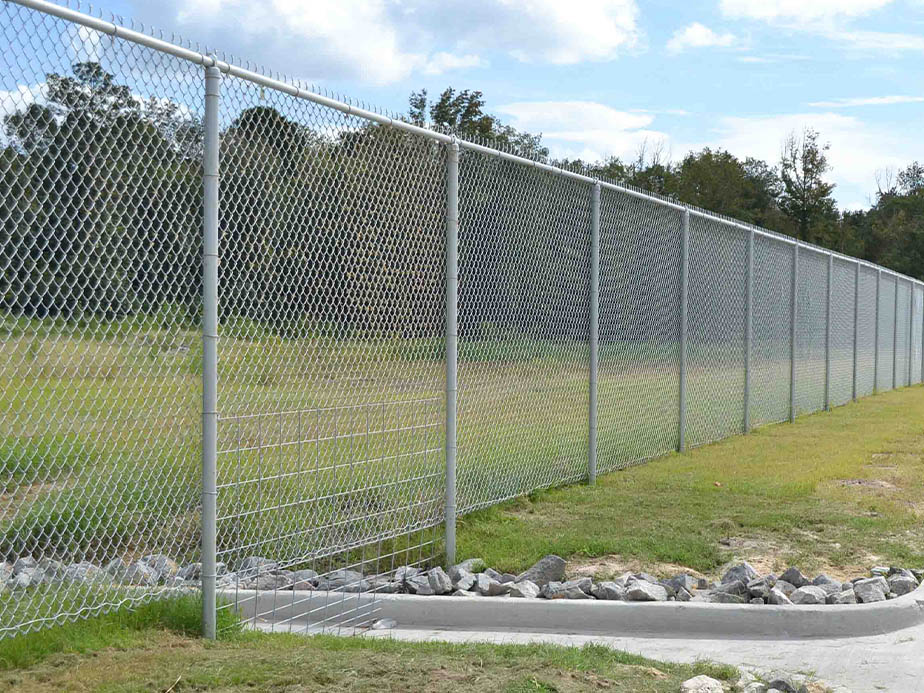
[{"left": 1, "top": 64, "right": 920, "bottom": 340}]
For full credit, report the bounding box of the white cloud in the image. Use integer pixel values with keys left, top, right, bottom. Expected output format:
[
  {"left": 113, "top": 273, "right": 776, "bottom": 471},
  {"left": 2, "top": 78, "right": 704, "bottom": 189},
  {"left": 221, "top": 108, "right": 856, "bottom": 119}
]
[
  {"left": 699, "top": 111, "right": 922, "bottom": 206},
  {"left": 808, "top": 95, "right": 924, "bottom": 108},
  {"left": 824, "top": 29, "right": 924, "bottom": 54},
  {"left": 142, "top": 0, "right": 641, "bottom": 86},
  {"left": 422, "top": 53, "right": 488, "bottom": 76},
  {"left": 719, "top": 0, "right": 894, "bottom": 22},
  {"left": 496, "top": 100, "right": 669, "bottom": 162},
  {"left": 666, "top": 22, "right": 738, "bottom": 54}
]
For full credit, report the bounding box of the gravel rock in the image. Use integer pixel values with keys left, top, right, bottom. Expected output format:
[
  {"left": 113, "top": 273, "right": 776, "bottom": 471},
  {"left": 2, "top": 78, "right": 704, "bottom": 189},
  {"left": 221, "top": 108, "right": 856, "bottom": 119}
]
[
  {"left": 675, "top": 586, "right": 693, "bottom": 602},
  {"left": 371, "top": 580, "right": 402, "bottom": 594},
  {"left": 854, "top": 577, "right": 888, "bottom": 603},
  {"left": 239, "top": 556, "right": 277, "bottom": 578},
  {"left": 317, "top": 569, "right": 368, "bottom": 592},
  {"left": 291, "top": 569, "right": 318, "bottom": 589},
  {"left": 453, "top": 570, "right": 477, "bottom": 592},
  {"left": 747, "top": 575, "right": 776, "bottom": 600},
  {"left": 451, "top": 589, "right": 478, "bottom": 597},
  {"left": 542, "top": 580, "right": 591, "bottom": 600},
  {"left": 768, "top": 588, "right": 793, "bottom": 605},
  {"left": 790, "top": 586, "right": 827, "bottom": 605},
  {"left": 815, "top": 581, "right": 843, "bottom": 600},
  {"left": 625, "top": 579, "right": 668, "bottom": 602},
  {"left": 722, "top": 562, "right": 760, "bottom": 585},
  {"left": 516, "top": 555, "right": 566, "bottom": 587},
  {"left": 64, "top": 562, "right": 107, "bottom": 584},
  {"left": 779, "top": 567, "right": 810, "bottom": 588},
  {"left": 871, "top": 566, "right": 890, "bottom": 577},
  {"left": 499, "top": 573, "right": 517, "bottom": 584},
  {"left": 475, "top": 573, "right": 510, "bottom": 596},
  {"left": 774, "top": 580, "right": 797, "bottom": 597},
  {"left": 178, "top": 563, "right": 201, "bottom": 581},
  {"left": 243, "top": 573, "right": 294, "bottom": 591},
  {"left": 508, "top": 580, "right": 540, "bottom": 598},
  {"left": 812, "top": 573, "right": 839, "bottom": 586},
  {"left": 9, "top": 571, "right": 33, "bottom": 589},
  {"left": 406, "top": 574, "right": 434, "bottom": 595},
  {"left": 681, "top": 674, "right": 724, "bottom": 692},
  {"left": 482, "top": 567, "right": 505, "bottom": 582},
  {"left": 591, "top": 581, "right": 626, "bottom": 600},
  {"left": 394, "top": 566, "right": 420, "bottom": 583},
  {"left": 12, "top": 557, "right": 37, "bottom": 575},
  {"left": 887, "top": 574, "right": 918, "bottom": 596},
  {"left": 716, "top": 579, "right": 749, "bottom": 597},
  {"left": 428, "top": 567, "right": 453, "bottom": 595},
  {"left": 830, "top": 588, "right": 857, "bottom": 605},
  {"left": 139, "top": 554, "right": 180, "bottom": 581},
  {"left": 634, "top": 572, "right": 660, "bottom": 584},
  {"left": 665, "top": 574, "right": 698, "bottom": 593},
  {"left": 766, "top": 675, "right": 808, "bottom": 693},
  {"left": 370, "top": 618, "right": 397, "bottom": 630},
  {"left": 749, "top": 597, "right": 765, "bottom": 604},
  {"left": 707, "top": 591, "right": 746, "bottom": 604},
  {"left": 36, "top": 559, "right": 65, "bottom": 582},
  {"left": 451, "top": 558, "right": 486, "bottom": 577},
  {"left": 117, "top": 561, "right": 158, "bottom": 586}
]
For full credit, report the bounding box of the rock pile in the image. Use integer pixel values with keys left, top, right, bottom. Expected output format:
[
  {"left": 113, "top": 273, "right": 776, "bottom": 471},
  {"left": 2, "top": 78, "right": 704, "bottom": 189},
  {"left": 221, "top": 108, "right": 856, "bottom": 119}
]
[{"left": 2, "top": 554, "right": 920, "bottom": 609}]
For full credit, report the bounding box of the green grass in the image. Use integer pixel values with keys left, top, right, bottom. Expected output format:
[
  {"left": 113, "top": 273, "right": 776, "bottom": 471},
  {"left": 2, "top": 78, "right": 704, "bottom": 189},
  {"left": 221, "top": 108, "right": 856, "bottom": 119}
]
[
  {"left": 457, "top": 384, "right": 924, "bottom": 578},
  {"left": 0, "top": 598, "right": 737, "bottom": 692}
]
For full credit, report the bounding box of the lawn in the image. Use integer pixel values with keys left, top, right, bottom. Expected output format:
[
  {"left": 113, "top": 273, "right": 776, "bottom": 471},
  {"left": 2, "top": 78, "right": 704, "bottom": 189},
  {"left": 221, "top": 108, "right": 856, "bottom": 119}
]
[
  {"left": 0, "top": 597, "right": 738, "bottom": 692},
  {"left": 457, "top": 383, "right": 924, "bottom": 580}
]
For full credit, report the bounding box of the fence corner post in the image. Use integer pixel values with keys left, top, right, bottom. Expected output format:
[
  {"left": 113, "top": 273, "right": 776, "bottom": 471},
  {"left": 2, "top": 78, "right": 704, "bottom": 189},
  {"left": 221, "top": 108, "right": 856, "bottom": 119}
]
[
  {"left": 893, "top": 275, "right": 899, "bottom": 390},
  {"left": 201, "top": 62, "right": 221, "bottom": 641},
  {"left": 874, "top": 269, "right": 881, "bottom": 393},
  {"left": 444, "top": 139, "right": 459, "bottom": 566},
  {"left": 588, "top": 182, "right": 601, "bottom": 484},
  {"left": 679, "top": 209, "right": 690, "bottom": 452}
]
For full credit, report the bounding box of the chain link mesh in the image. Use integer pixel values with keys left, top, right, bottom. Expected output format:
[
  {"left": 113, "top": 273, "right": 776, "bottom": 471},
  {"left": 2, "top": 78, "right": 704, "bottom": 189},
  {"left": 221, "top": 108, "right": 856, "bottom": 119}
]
[
  {"left": 751, "top": 235, "right": 794, "bottom": 426},
  {"left": 829, "top": 258, "right": 856, "bottom": 407},
  {"left": 456, "top": 150, "right": 591, "bottom": 513},
  {"left": 597, "top": 192, "right": 680, "bottom": 471},
  {"left": 687, "top": 217, "right": 747, "bottom": 446},
  {"left": 795, "top": 249, "right": 828, "bottom": 415},
  {"left": 856, "top": 266, "right": 879, "bottom": 398},
  {"left": 3, "top": 0, "right": 924, "bottom": 641},
  {"left": 0, "top": 1, "right": 204, "bottom": 637},
  {"left": 877, "top": 275, "right": 896, "bottom": 392}
]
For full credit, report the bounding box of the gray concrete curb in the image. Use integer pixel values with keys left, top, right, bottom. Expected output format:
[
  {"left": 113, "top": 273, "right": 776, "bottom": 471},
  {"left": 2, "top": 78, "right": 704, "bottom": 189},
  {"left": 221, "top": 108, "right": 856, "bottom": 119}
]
[{"left": 221, "top": 583, "right": 924, "bottom": 638}]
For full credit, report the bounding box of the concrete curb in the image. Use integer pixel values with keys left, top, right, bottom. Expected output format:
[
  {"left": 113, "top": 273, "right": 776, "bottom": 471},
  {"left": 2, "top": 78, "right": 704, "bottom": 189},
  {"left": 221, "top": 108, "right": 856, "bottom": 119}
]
[{"left": 222, "top": 583, "right": 924, "bottom": 639}]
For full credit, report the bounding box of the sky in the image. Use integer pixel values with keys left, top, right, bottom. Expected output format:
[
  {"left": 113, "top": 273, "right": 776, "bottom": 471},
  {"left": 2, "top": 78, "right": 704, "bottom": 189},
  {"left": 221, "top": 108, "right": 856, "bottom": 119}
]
[{"left": 16, "top": 0, "right": 924, "bottom": 209}]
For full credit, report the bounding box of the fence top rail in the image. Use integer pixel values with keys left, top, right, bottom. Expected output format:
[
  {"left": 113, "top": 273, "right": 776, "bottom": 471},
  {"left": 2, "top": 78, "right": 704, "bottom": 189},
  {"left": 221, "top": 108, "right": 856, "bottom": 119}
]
[{"left": 7, "top": 0, "right": 922, "bottom": 289}]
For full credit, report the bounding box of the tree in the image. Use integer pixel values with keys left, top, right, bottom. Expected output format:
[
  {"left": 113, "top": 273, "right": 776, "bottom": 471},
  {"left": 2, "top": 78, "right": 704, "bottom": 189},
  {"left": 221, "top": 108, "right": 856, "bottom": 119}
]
[{"left": 779, "top": 128, "right": 837, "bottom": 243}]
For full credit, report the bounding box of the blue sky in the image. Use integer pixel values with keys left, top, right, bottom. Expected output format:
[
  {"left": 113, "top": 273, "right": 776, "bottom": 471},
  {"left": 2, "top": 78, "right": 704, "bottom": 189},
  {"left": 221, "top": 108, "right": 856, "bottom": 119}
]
[{"left": 20, "top": 0, "right": 924, "bottom": 209}]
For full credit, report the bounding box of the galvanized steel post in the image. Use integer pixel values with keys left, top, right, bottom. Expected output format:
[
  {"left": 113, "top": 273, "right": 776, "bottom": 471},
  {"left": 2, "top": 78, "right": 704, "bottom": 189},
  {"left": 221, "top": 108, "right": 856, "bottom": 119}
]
[
  {"left": 588, "top": 183, "right": 600, "bottom": 484},
  {"left": 745, "top": 229, "right": 753, "bottom": 432},
  {"left": 444, "top": 140, "right": 459, "bottom": 565},
  {"left": 679, "top": 209, "right": 689, "bottom": 452},
  {"left": 852, "top": 262, "right": 859, "bottom": 401},
  {"left": 201, "top": 64, "right": 220, "bottom": 640},
  {"left": 790, "top": 244, "right": 799, "bottom": 422},
  {"left": 874, "top": 270, "right": 880, "bottom": 392},
  {"left": 825, "top": 253, "right": 832, "bottom": 411}
]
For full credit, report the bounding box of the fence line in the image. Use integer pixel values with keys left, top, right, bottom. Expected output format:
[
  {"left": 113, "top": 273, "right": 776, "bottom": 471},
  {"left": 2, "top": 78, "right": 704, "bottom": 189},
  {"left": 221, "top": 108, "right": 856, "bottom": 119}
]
[{"left": 1, "top": 0, "right": 924, "bottom": 641}]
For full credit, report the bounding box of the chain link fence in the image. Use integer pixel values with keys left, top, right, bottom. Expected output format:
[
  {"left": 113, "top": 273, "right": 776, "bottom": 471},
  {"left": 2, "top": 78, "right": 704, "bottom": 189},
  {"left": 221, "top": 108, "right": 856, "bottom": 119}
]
[{"left": 2, "top": 0, "right": 924, "bottom": 640}]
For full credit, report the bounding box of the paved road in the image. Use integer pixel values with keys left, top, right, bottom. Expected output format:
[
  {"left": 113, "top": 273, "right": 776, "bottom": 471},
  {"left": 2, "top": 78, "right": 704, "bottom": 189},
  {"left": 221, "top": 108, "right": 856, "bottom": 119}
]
[{"left": 356, "top": 625, "right": 923, "bottom": 692}]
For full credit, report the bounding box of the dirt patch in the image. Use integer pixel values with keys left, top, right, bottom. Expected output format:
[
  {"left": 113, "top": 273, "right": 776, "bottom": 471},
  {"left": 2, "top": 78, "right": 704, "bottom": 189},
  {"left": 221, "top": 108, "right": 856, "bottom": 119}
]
[
  {"left": 568, "top": 555, "right": 709, "bottom": 581},
  {"left": 836, "top": 478, "right": 897, "bottom": 489}
]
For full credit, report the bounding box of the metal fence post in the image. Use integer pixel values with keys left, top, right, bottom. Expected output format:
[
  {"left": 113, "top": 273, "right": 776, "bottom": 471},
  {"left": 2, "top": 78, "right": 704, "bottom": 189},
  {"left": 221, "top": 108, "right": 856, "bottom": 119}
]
[
  {"left": 874, "top": 269, "right": 880, "bottom": 393},
  {"left": 588, "top": 183, "right": 600, "bottom": 483},
  {"left": 201, "top": 63, "right": 220, "bottom": 640},
  {"left": 790, "top": 244, "right": 799, "bottom": 422},
  {"left": 921, "top": 284, "right": 924, "bottom": 384},
  {"left": 893, "top": 276, "right": 899, "bottom": 390},
  {"left": 825, "top": 253, "right": 832, "bottom": 411},
  {"left": 678, "top": 209, "right": 689, "bottom": 452},
  {"left": 852, "top": 262, "right": 859, "bottom": 401},
  {"left": 444, "top": 140, "right": 459, "bottom": 566},
  {"left": 744, "top": 229, "right": 753, "bottom": 432}
]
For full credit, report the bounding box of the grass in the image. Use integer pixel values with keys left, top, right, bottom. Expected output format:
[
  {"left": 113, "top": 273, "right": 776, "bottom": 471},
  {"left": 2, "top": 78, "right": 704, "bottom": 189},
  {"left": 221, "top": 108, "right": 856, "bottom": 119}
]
[
  {"left": 0, "top": 597, "right": 738, "bottom": 692},
  {"left": 457, "top": 383, "right": 924, "bottom": 579}
]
